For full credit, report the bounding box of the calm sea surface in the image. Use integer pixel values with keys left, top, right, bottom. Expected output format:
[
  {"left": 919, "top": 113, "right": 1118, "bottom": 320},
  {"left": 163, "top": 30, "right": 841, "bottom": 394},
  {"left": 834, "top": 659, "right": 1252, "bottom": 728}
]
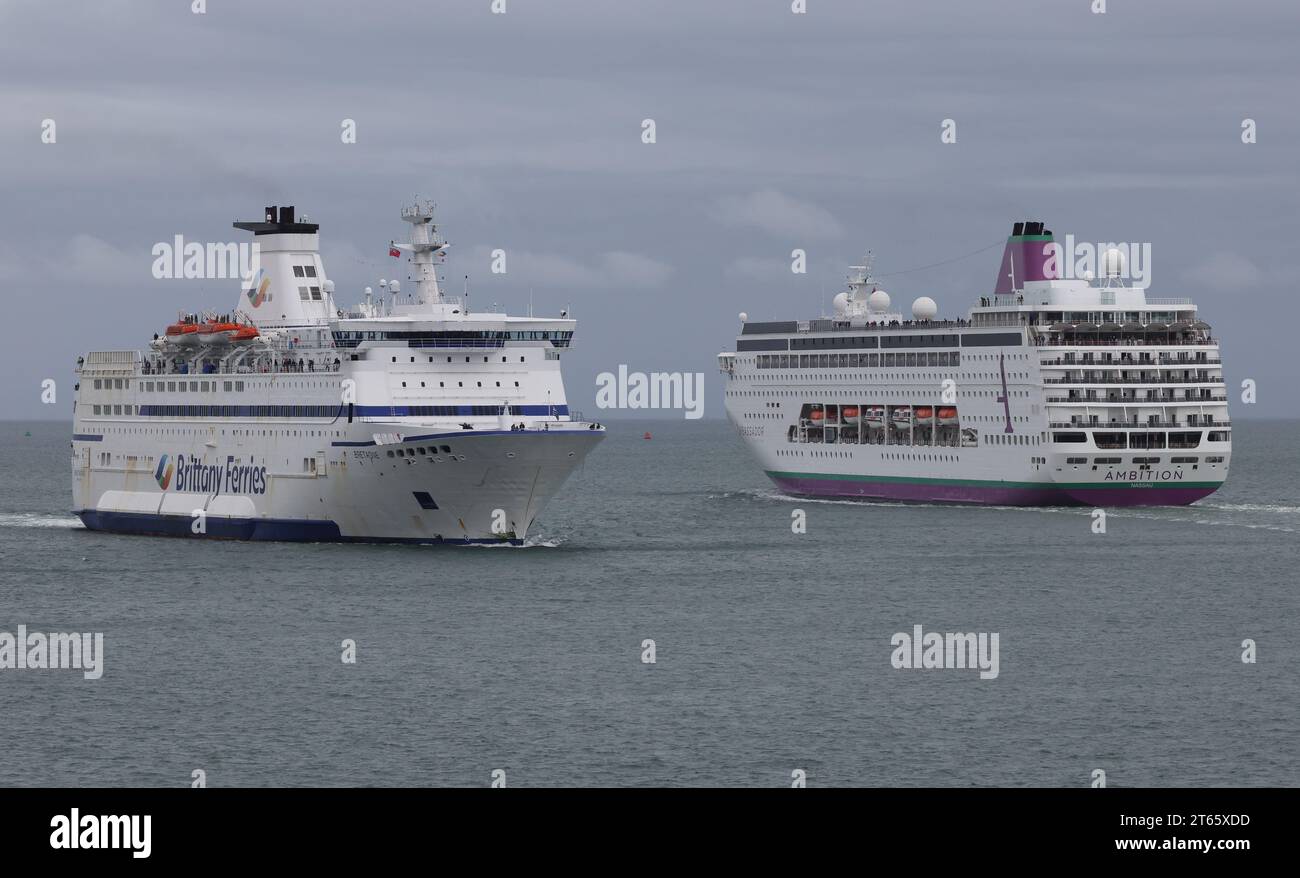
[{"left": 0, "top": 418, "right": 1295, "bottom": 787}]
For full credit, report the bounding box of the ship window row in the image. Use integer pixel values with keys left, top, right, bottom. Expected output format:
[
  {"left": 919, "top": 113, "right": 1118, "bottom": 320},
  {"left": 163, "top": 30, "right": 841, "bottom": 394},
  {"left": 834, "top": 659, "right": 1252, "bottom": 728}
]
[
  {"left": 298, "top": 285, "right": 323, "bottom": 301},
  {"left": 392, "top": 354, "right": 528, "bottom": 366},
  {"left": 135, "top": 405, "right": 340, "bottom": 418},
  {"left": 401, "top": 380, "right": 521, "bottom": 388},
  {"left": 94, "top": 379, "right": 250, "bottom": 392},
  {"left": 1050, "top": 430, "right": 1224, "bottom": 448},
  {"left": 984, "top": 433, "right": 1039, "bottom": 446},
  {"left": 757, "top": 351, "right": 961, "bottom": 369},
  {"left": 1065, "top": 456, "right": 1208, "bottom": 466},
  {"left": 402, "top": 405, "right": 536, "bottom": 417},
  {"left": 333, "top": 330, "right": 574, "bottom": 349},
  {"left": 388, "top": 445, "right": 455, "bottom": 459},
  {"left": 292, "top": 264, "right": 318, "bottom": 278}
]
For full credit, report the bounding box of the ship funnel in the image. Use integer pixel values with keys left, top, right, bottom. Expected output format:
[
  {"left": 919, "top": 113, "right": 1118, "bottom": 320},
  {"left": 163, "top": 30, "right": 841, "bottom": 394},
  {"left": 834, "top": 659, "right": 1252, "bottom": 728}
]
[
  {"left": 232, "top": 205, "right": 331, "bottom": 328},
  {"left": 994, "top": 220, "right": 1057, "bottom": 295}
]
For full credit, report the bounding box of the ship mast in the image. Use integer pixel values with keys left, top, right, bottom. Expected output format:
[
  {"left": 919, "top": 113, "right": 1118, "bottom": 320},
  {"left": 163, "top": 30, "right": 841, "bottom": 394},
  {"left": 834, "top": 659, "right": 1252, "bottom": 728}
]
[{"left": 391, "top": 199, "right": 448, "bottom": 306}]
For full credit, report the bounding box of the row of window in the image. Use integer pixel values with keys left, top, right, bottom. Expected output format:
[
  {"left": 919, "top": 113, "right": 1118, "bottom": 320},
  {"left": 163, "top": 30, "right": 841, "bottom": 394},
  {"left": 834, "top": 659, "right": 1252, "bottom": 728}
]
[
  {"left": 1052, "top": 431, "right": 1229, "bottom": 448},
  {"left": 757, "top": 352, "right": 962, "bottom": 369},
  {"left": 96, "top": 378, "right": 251, "bottom": 393},
  {"left": 388, "top": 445, "right": 455, "bottom": 459},
  {"left": 335, "top": 330, "right": 573, "bottom": 348},
  {"left": 91, "top": 405, "right": 343, "bottom": 418}
]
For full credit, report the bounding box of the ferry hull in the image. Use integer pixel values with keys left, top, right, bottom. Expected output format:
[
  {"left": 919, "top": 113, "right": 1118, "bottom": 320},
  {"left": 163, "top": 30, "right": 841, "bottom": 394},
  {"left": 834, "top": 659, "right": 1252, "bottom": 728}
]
[
  {"left": 75, "top": 510, "right": 525, "bottom": 545},
  {"left": 73, "top": 428, "right": 603, "bottom": 545},
  {"left": 766, "top": 472, "right": 1222, "bottom": 507}
]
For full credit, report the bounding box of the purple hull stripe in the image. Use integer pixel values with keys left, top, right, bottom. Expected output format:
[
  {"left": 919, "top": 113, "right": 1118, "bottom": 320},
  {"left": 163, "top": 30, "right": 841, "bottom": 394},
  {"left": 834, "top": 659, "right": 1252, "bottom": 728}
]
[{"left": 768, "top": 476, "right": 1218, "bottom": 507}]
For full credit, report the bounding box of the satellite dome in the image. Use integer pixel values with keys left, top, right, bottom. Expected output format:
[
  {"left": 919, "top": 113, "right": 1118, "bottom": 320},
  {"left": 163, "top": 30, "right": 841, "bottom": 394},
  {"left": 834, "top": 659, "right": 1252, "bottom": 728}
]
[
  {"left": 738, "top": 311, "right": 748, "bottom": 322},
  {"left": 1102, "top": 248, "right": 1126, "bottom": 278},
  {"left": 911, "top": 296, "right": 937, "bottom": 320},
  {"left": 868, "top": 289, "right": 891, "bottom": 312},
  {"left": 832, "top": 291, "right": 850, "bottom": 315}
]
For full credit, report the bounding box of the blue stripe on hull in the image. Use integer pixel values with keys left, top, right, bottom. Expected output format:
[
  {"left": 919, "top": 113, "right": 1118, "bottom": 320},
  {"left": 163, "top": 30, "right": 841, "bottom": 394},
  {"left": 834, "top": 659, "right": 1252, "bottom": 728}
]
[{"left": 76, "top": 510, "right": 522, "bottom": 546}]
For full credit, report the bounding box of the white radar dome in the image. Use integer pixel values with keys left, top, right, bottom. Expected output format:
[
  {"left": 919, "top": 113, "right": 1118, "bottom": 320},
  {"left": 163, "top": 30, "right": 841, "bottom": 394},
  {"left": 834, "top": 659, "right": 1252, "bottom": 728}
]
[
  {"left": 832, "top": 291, "right": 850, "bottom": 315},
  {"left": 868, "top": 289, "right": 891, "bottom": 312},
  {"left": 1102, "top": 248, "right": 1126, "bottom": 278},
  {"left": 911, "top": 296, "right": 937, "bottom": 320},
  {"left": 738, "top": 312, "right": 748, "bottom": 322}
]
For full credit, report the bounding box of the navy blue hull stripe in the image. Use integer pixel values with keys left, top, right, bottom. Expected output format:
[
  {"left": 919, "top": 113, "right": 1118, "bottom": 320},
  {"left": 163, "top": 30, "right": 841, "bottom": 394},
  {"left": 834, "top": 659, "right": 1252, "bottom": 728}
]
[
  {"left": 76, "top": 510, "right": 521, "bottom": 546},
  {"left": 72, "top": 434, "right": 104, "bottom": 442}
]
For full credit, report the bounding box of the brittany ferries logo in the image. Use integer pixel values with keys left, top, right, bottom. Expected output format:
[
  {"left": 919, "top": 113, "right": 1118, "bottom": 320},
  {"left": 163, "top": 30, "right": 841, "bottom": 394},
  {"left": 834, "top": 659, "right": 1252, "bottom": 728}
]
[
  {"left": 161, "top": 454, "right": 268, "bottom": 496},
  {"left": 245, "top": 267, "right": 272, "bottom": 307},
  {"left": 154, "top": 454, "right": 173, "bottom": 490}
]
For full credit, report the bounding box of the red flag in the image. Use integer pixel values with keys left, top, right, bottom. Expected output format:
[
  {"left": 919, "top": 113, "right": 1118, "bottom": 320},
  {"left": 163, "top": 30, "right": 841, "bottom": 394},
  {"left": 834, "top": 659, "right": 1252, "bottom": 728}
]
[{"left": 389, "top": 247, "right": 401, "bottom": 258}]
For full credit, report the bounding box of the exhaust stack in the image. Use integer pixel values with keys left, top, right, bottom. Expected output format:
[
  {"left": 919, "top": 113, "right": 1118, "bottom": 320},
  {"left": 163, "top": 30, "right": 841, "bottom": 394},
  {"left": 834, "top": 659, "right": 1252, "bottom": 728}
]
[{"left": 994, "top": 221, "right": 1057, "bottom": 295}]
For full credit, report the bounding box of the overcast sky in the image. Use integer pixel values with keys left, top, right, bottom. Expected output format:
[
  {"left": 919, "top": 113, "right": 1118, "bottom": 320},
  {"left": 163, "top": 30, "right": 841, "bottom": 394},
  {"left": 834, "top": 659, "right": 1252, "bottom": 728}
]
[{"left": 1, "top": 0, "right": 1297, "bottom": 419}]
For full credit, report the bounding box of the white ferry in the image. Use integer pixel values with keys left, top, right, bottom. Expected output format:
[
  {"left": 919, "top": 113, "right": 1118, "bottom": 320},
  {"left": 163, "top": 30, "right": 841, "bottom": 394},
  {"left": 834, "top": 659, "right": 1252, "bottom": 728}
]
[
  {"left": 719, "top": 221, "right": 1230, "bottom": 506},
  {"left": 72, "top": 202, "right": 604, "bottom": 544}
]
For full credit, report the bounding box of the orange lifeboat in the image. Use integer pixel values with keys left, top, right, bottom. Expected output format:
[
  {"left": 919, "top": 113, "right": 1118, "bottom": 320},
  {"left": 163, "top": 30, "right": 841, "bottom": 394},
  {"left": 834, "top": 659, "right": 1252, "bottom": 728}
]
[
  {"left": 809, "top": 410, "right": 824, "bottom": 422},
  {"left": 842, "top": 406, "right": 860, "bottom": 424},
  {"left": 915, "top": 406, "right": 934, "bottom": 420},
  {"left": 230, "top": 326, "right": 260, "bottom": 343},
  {"left": 196, "top": 321, "right": 244, "bottom": 344},
  {"left": 164, "top": 322, "right": 201, "bottom": 346},
  {"left": 937, "top": 406, "right": 958, "bottom": 425}
]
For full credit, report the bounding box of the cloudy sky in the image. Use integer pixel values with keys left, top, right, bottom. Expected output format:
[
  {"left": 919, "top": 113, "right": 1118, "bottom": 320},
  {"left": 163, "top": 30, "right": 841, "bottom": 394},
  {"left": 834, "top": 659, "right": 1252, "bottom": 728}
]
[{"left": 1, "top": 0, "right": 1296, "bottom": 419}]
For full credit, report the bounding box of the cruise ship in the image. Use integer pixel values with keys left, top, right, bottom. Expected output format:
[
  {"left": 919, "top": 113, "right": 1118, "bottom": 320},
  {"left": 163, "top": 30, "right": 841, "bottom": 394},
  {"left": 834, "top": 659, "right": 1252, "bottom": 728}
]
[
  {"left": 719, "top": 222, "right": 1230, "bottom": 506},
  {"left": 72, "top": 202, "right": 604, "bottom": 544}
]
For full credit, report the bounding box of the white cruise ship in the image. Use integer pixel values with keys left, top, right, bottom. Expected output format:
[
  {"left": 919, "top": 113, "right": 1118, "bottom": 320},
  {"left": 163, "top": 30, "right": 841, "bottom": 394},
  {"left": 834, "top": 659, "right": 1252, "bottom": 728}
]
[
  {"left": 72, "top": 202, "right": 604, "bottom": 544},
  {"left": 719, "top": 221, "right": 1230, "bottom": 506}
]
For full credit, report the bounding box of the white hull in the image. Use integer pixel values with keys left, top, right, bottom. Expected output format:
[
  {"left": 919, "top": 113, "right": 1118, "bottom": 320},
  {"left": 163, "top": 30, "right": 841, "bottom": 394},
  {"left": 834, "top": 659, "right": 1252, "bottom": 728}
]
[{"left": 72, "top": 419, "right": 602, "bottom": 544}]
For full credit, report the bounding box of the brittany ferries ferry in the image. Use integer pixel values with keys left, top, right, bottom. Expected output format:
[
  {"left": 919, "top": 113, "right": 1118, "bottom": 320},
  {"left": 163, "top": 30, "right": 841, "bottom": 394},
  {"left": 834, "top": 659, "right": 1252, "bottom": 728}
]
[
  {"left": 72, "top": 202, "right": 604, "bottom": 544},
  {"left": 719, "top": 221, "right": 1230, "bottom": 506}
]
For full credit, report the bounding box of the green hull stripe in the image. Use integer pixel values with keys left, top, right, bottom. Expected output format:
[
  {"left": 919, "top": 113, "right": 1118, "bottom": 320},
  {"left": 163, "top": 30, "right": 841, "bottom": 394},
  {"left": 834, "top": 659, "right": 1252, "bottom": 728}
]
[{"left": 764, "top": 470, "right": 1222, "bottom": 490}]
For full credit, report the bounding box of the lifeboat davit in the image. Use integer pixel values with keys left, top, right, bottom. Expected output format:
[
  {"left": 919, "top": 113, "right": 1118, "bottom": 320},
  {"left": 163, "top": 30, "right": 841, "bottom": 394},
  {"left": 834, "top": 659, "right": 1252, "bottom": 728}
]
[
  {"left": 842, "top": 406, "right": 860, "bottom": 424},
  {"left": 915, "top": 406, "right": 934, "bottom": 420},
  {"left": 937, "top": 406, "right": 958, "bottom": 425}
]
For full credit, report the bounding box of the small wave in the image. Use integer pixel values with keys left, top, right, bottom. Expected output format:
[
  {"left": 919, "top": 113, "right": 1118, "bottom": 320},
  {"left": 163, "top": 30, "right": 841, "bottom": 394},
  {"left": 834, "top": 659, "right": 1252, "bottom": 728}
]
[
  {"left": 1197, "top": 502, "right": 1300, "bottom": 514},
  {"left": 712, "top": 489, "right": 1089, "bottom": 515},
  {"left": 1107, "top": 509, "right": 1299, "bottom": 534},
  {"left": 466, "top": 535, "right": 565, "bottom": 548},
  {"left": 0, "top": 513, "right": 83, "bottom": 529}
]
